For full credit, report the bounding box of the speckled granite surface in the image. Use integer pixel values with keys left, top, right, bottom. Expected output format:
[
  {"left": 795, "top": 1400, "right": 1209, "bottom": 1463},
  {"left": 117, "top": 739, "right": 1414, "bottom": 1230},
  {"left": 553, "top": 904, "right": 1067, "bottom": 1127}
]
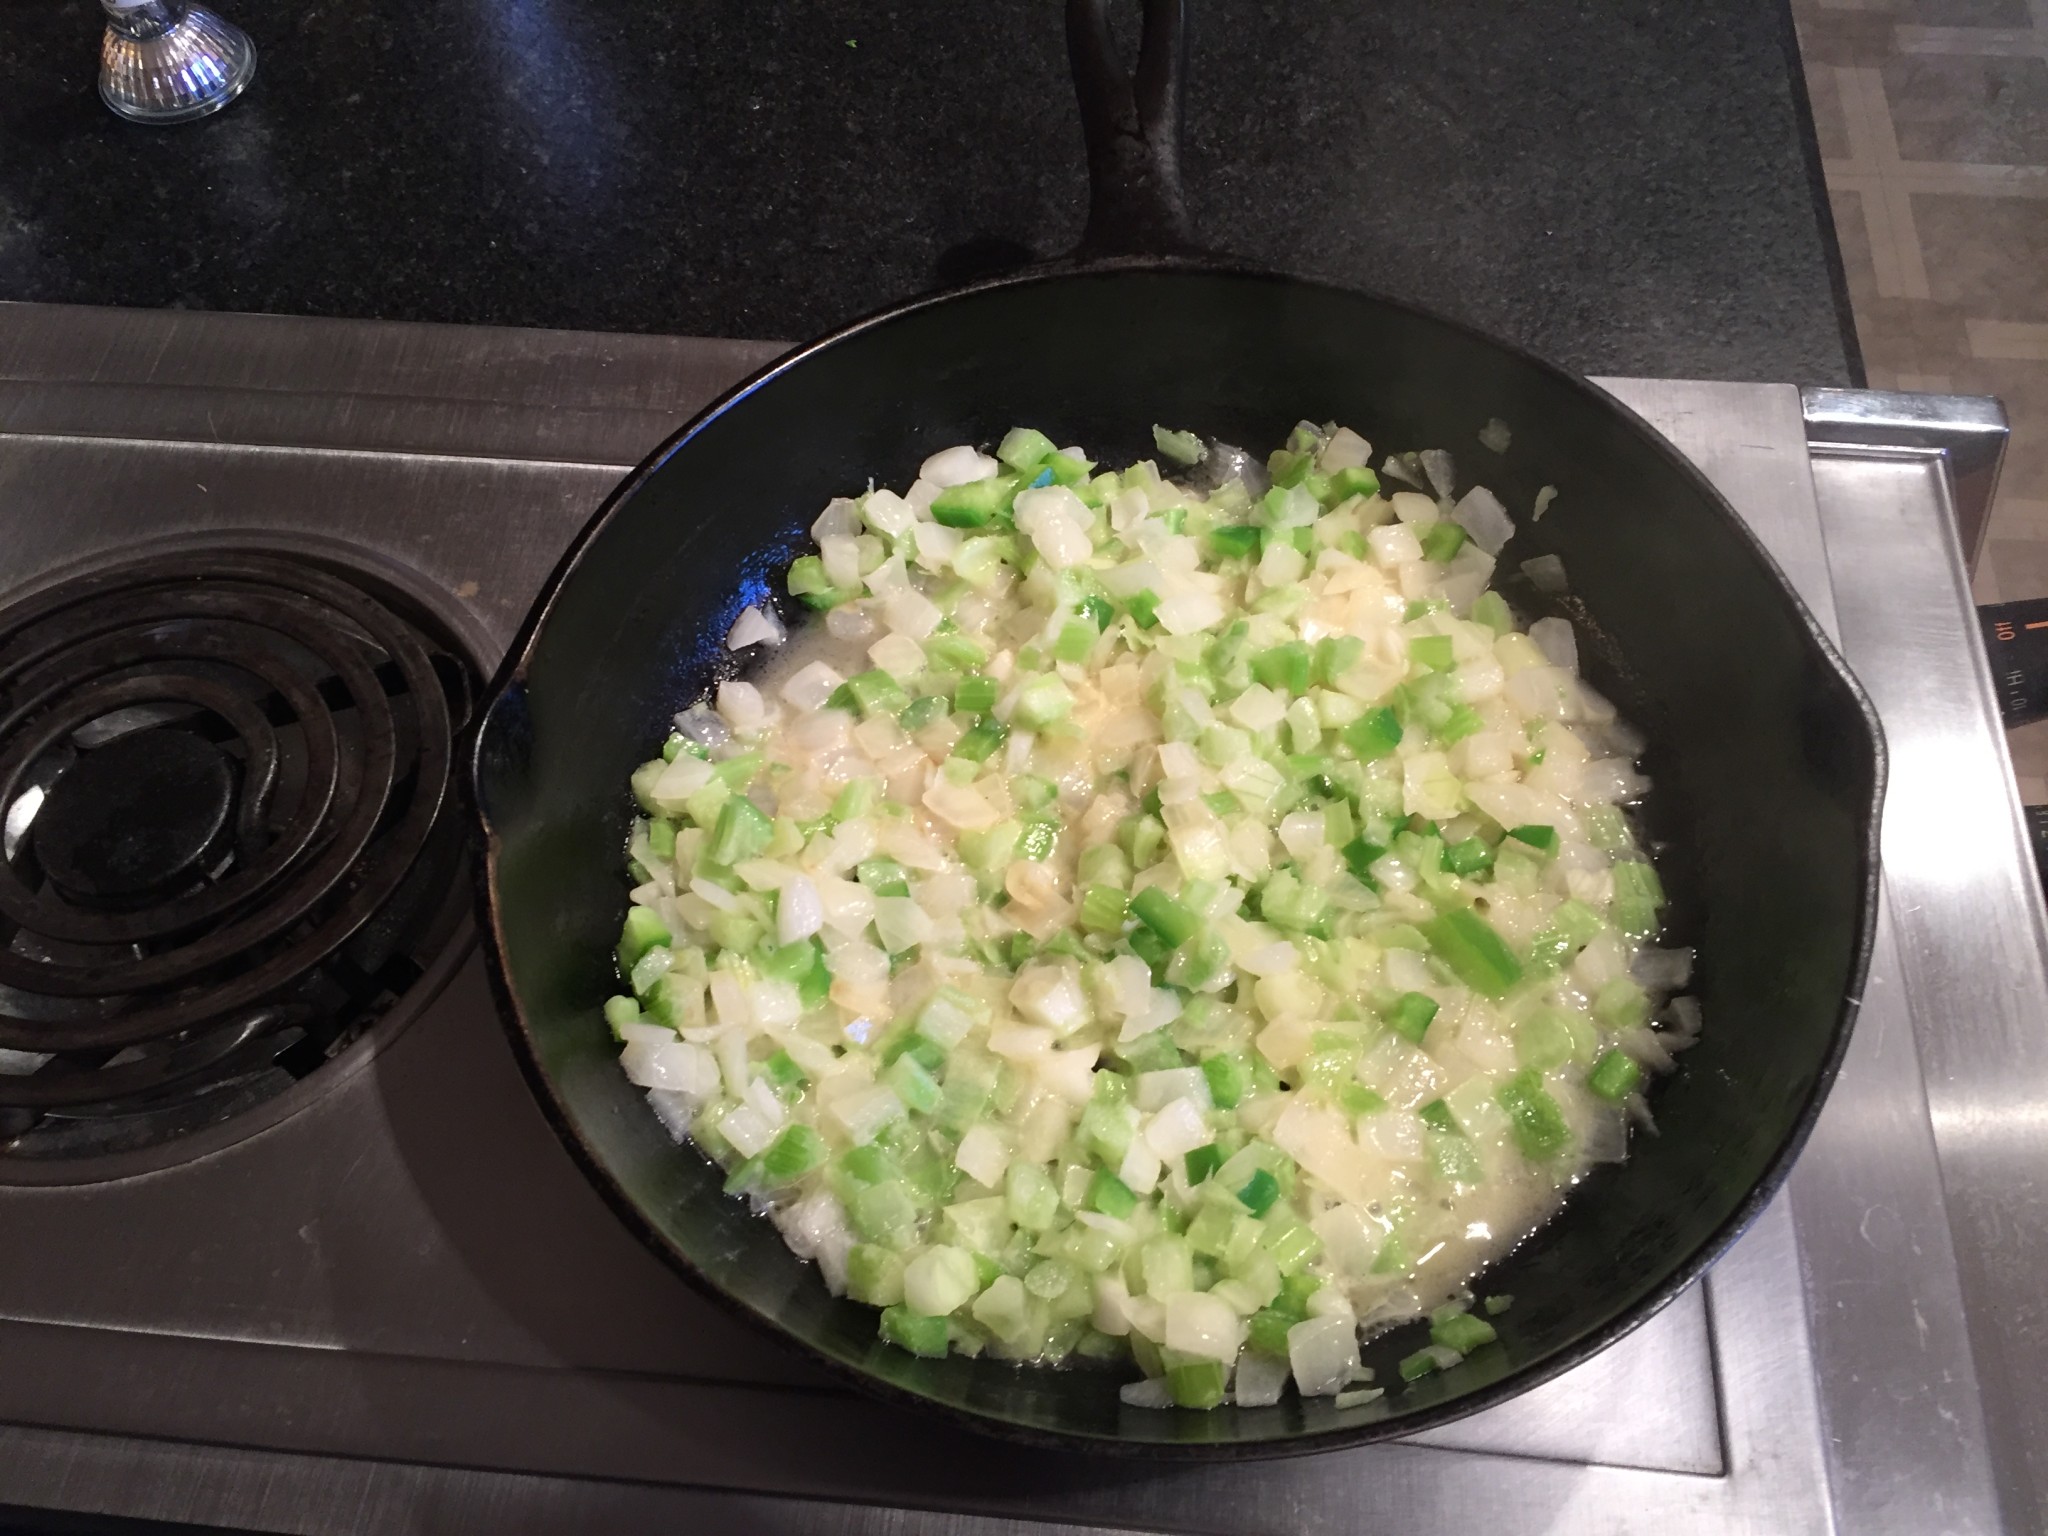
[{"left": 0, "top": 0, "right": 1856, "bottom": 384}]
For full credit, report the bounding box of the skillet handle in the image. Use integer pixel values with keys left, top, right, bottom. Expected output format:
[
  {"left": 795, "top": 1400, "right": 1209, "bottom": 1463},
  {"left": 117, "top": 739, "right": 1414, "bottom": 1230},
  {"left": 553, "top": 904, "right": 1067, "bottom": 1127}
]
[
  {"left": 469, "top": 675, "right": 532, "bottom": 842},
  {"left": 1067, "top": 0, "right": 1199, "bottom": 259}
]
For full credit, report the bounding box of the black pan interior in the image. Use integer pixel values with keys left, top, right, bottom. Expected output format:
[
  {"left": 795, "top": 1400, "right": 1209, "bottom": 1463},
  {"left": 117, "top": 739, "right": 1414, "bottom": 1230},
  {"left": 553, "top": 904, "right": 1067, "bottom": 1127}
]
[{"left": 474, "top": 266, "right": 1881, "bottom": 1454}]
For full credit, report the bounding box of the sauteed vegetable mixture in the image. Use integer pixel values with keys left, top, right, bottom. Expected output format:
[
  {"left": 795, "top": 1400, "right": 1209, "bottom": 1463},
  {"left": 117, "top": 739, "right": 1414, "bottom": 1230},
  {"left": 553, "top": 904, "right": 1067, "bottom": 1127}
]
[{"left": 607, "top": 421, "right": 1697, "bottom": 1409}]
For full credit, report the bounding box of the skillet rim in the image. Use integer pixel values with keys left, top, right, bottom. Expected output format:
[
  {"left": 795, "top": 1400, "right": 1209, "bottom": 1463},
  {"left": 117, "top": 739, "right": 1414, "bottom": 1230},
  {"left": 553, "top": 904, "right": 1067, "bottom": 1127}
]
[{"left": 468, "top": 257, "right": 1888, "bottom": 1458}]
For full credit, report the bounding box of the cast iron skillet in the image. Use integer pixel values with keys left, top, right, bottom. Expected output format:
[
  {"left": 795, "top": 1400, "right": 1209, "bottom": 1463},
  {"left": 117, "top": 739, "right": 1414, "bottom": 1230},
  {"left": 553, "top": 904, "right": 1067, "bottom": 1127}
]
[{"left": 471, "top": 0, "right": 1884, "bottom": 1456}]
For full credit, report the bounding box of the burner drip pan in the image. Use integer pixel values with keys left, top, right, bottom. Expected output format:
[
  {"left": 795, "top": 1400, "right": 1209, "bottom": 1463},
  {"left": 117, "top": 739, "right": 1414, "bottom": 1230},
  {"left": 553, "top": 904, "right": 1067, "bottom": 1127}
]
[{"left": 0, "top": 551, "right": 478, "bottom": 1165}]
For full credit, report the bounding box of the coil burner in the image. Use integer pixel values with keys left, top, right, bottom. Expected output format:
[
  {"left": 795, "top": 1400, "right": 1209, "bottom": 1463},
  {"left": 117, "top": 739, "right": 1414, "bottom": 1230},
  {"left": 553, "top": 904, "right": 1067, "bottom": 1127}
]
[{"left": 0, "top": 552, "right": 475, "bottom": 1163}]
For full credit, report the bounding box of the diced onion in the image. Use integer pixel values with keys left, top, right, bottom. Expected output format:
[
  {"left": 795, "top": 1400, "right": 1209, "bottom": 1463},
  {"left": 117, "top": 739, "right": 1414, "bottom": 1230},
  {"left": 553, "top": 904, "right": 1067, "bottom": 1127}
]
[
  {"left": 1234, "top": 1350, "right": 1290, "bottom": 1407},
  {"left": 716, "top": 680, "right": 767, "bottom": 734},
  {"left": 1144, "top": 1096, "right": 1213, "bottom": 1159},
  {"left": 1529, "top": 616, "right": 1577, "bottom": 673},
  {"left": 1165, "top": 1292, "right": 1244, "bottom": 1363},
  {"left": 955, "top": 1123, "right": 1013, "bottom": 1189},
  {"left": 921, "top": 445, "right": 1001, "bottom": 488},
  {"left": 726, "top": 605, "right": 785, "bottom": 651},
  {"left": 1521, "top": 553, "right": 1568, "bottom": 593},
  {"left": 621, "top": 1039, "right": 720, "bottom": 1097},
  {"left": 1451, "top": 485, "right": 1514, "bottom": 555},
  {"left": 1119, "top": 1377, "right": 1175, "bottom": 1409},
  {"left": 673, "top": 703, "right": 730, "bottom": 748},
  {"left": 1288, "top": 1313, "right": 1361, "bottom": 1397}
]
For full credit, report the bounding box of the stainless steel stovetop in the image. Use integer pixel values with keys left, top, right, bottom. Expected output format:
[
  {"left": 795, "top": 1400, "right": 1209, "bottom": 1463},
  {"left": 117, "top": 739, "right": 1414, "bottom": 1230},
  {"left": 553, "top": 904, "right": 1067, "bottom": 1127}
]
[{"left": 0, "top": 302, "right": 2041, "bottom": 1536}]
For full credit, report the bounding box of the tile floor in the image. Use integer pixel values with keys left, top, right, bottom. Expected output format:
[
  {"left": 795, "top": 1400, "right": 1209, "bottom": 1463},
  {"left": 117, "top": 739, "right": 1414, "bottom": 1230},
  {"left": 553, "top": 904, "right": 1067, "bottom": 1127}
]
[{"left": 1791, "top": 0, "right": 2048, "bottom": 795}]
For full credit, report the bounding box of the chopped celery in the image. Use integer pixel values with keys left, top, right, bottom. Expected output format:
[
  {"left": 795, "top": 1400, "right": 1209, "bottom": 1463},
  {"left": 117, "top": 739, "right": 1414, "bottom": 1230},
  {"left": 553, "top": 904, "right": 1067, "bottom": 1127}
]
[
  {"left": 1258, "top": 869, "right": 1329, "bottom": 936},
  {"left": 831, "top": 778, "right": 881, "bottom": 823},
  {"left": 846, "top": 668, "right": 910, "bottom": 718},
  {"left": 786, "top": 554, "right": 832, "bottom": 597},
  {"left": 1329, "top": 465, "right": 1380, "bottom": 500},
  {"left": 618, "top": 906, "right": 671, "bottom": 970},
  {"left": 1130, "top": 887, "right": 1201, "bottom": 948},
  {"left": 1589, "top": 1048, "right": 1643, "bottom": 1101},
  {"left": 1427, "top": 1122, "right": 1484, "bottom": 1184},
  {"left": 1251, "top": 642, "right": 1314, "bottom": 696},
  {"left": 1202, "top": 1052, "right": 1251, "bottom": 1109},
  {"left": 1079, "top": 884, "right": 1131, "bottom": 934},
  {"left": 1054, "top": 619, "right": 1097, "bottom": 664},
  {"left": 1515, "top": 1008, "right": 1578, "bottom": 1071},
  {"left": 761, "top": 1050, "right": 808, "bottom": 1096},
  {"left": 1089, "top": 1169, "right": 1139, "bottom": 1219},
  {"left": 1419, "top": 520, "right": 1469, "bottom": 562},
  {"left": 1611, "top": 860, "right": 1664, "bottom": 938},
  {"left": 1437, "top": 705, "right": 1484, "bottom": 744},
  {"left": 1013, "top": 675, "right": 1073, "bottom": 729},
  {"left": 1267, "top": 449, "right": 1312, "bottom": 490},
  {"left": 899, "top": 694, "right": 947, "bottom": 732},
  {"left": 1314, "top": 635, "right": 1365, "bottom": 686},
  {"left": 761, "top": 1125, "right": 828, "bottom": 1185},
  {"left": 603, "top": 995, "right": 642, "bottom": 1038},
  {"left": 1126, "top": 590, "right": 1161, "bottom": 629},
  {"left": 880, "top": 1032, "right": 946, "bottom": 1074},
  {"left": 1408, "top": 635, "right": 1456, "bottom": 673},
  {"left": 706, "top": 796, "right": 772, "bottom": 866},
  {"left": 1152, "top": 424, "right": 1207, "bottom": 465},
  {"left": 931, "top": 475, "right": 1019, "bottom": 528},
  {"left": 1594, "top": 977, "right": 1650, "bottom": 1031},
  {"left": 1471, "top": 590, "right": 1512, "bottom": 634},
  {"left": 850, "top": 1181, "right": 920, "bottom": 1246},
  {"left": 1005, "top": 1162, "right": 1061, "bottom": 1230},
  {"left": 925, "top": 632, "right": 988, "bottom": 671},
  {"left": 886, "top": 1055, "right": 942, "bottom": 1115},
  {"left": 1246, "top": 1307, "right": 1296, "bottom": 1358},
  {"left": 1506, "top": 823, "right": 1558, "bottom": 853},
  {"left": 1166, "top": 930, "right": 1231, "bottom": 991},
  {"left": 1430, "top": 1309, "right": 1499, "bottom": 1353},
  {"left": 1006, "top": 816, "right": 1054, "bottom": 862},
  {"left": 953, "top": 674, "right": 999, "bottom": 714},
  {"left": 1168, "top": 1357, "right": 1228, "bottom": 1408},
  {"left": 1263, "top": 1218, "right": 1322, "bottom": 1275},
  {"left": 856, "top": 856, "right": 912, "bottom": 897},
  {"left": 953, "top": 717, "right": 1008, "bottom": 763},
  {"left": 1341, "top": 1084, "right": 1388, "bottom": 1117},
  {"left": 1497, "top": 1069, "right": 1572, "bottom": 1161},
  {"left": 1184, "top": 1144, "right": 1224, "bottom": 1185},
  {"left": 847, "top": 1244, "right": 906, "bottom": 1306},
  {"left": 1528, "top": 899, "right": 1603, "bottom": 973},
  {"left": 999, "top": 426, "right": 1057, "bottom": 471},
  {"left": 646, "top": 817, "right": 678, "bottom": 861},
  {"left": 879, "top": 1305, "right": 951, "bottom": 1357}
]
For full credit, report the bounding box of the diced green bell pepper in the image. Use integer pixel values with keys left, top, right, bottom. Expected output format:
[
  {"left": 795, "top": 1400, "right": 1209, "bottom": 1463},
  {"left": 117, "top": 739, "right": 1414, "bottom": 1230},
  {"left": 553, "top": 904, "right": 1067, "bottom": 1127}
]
[{"left": 1421, "top": 909, "right": 1523, "bottom": 997}]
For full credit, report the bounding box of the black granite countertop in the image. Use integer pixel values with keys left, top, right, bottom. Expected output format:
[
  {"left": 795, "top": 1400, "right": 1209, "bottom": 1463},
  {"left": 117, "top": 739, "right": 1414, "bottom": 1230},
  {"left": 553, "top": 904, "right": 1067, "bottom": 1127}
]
[{"left": 0, "top": 0, "right": 1857, "bottom": 384}]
